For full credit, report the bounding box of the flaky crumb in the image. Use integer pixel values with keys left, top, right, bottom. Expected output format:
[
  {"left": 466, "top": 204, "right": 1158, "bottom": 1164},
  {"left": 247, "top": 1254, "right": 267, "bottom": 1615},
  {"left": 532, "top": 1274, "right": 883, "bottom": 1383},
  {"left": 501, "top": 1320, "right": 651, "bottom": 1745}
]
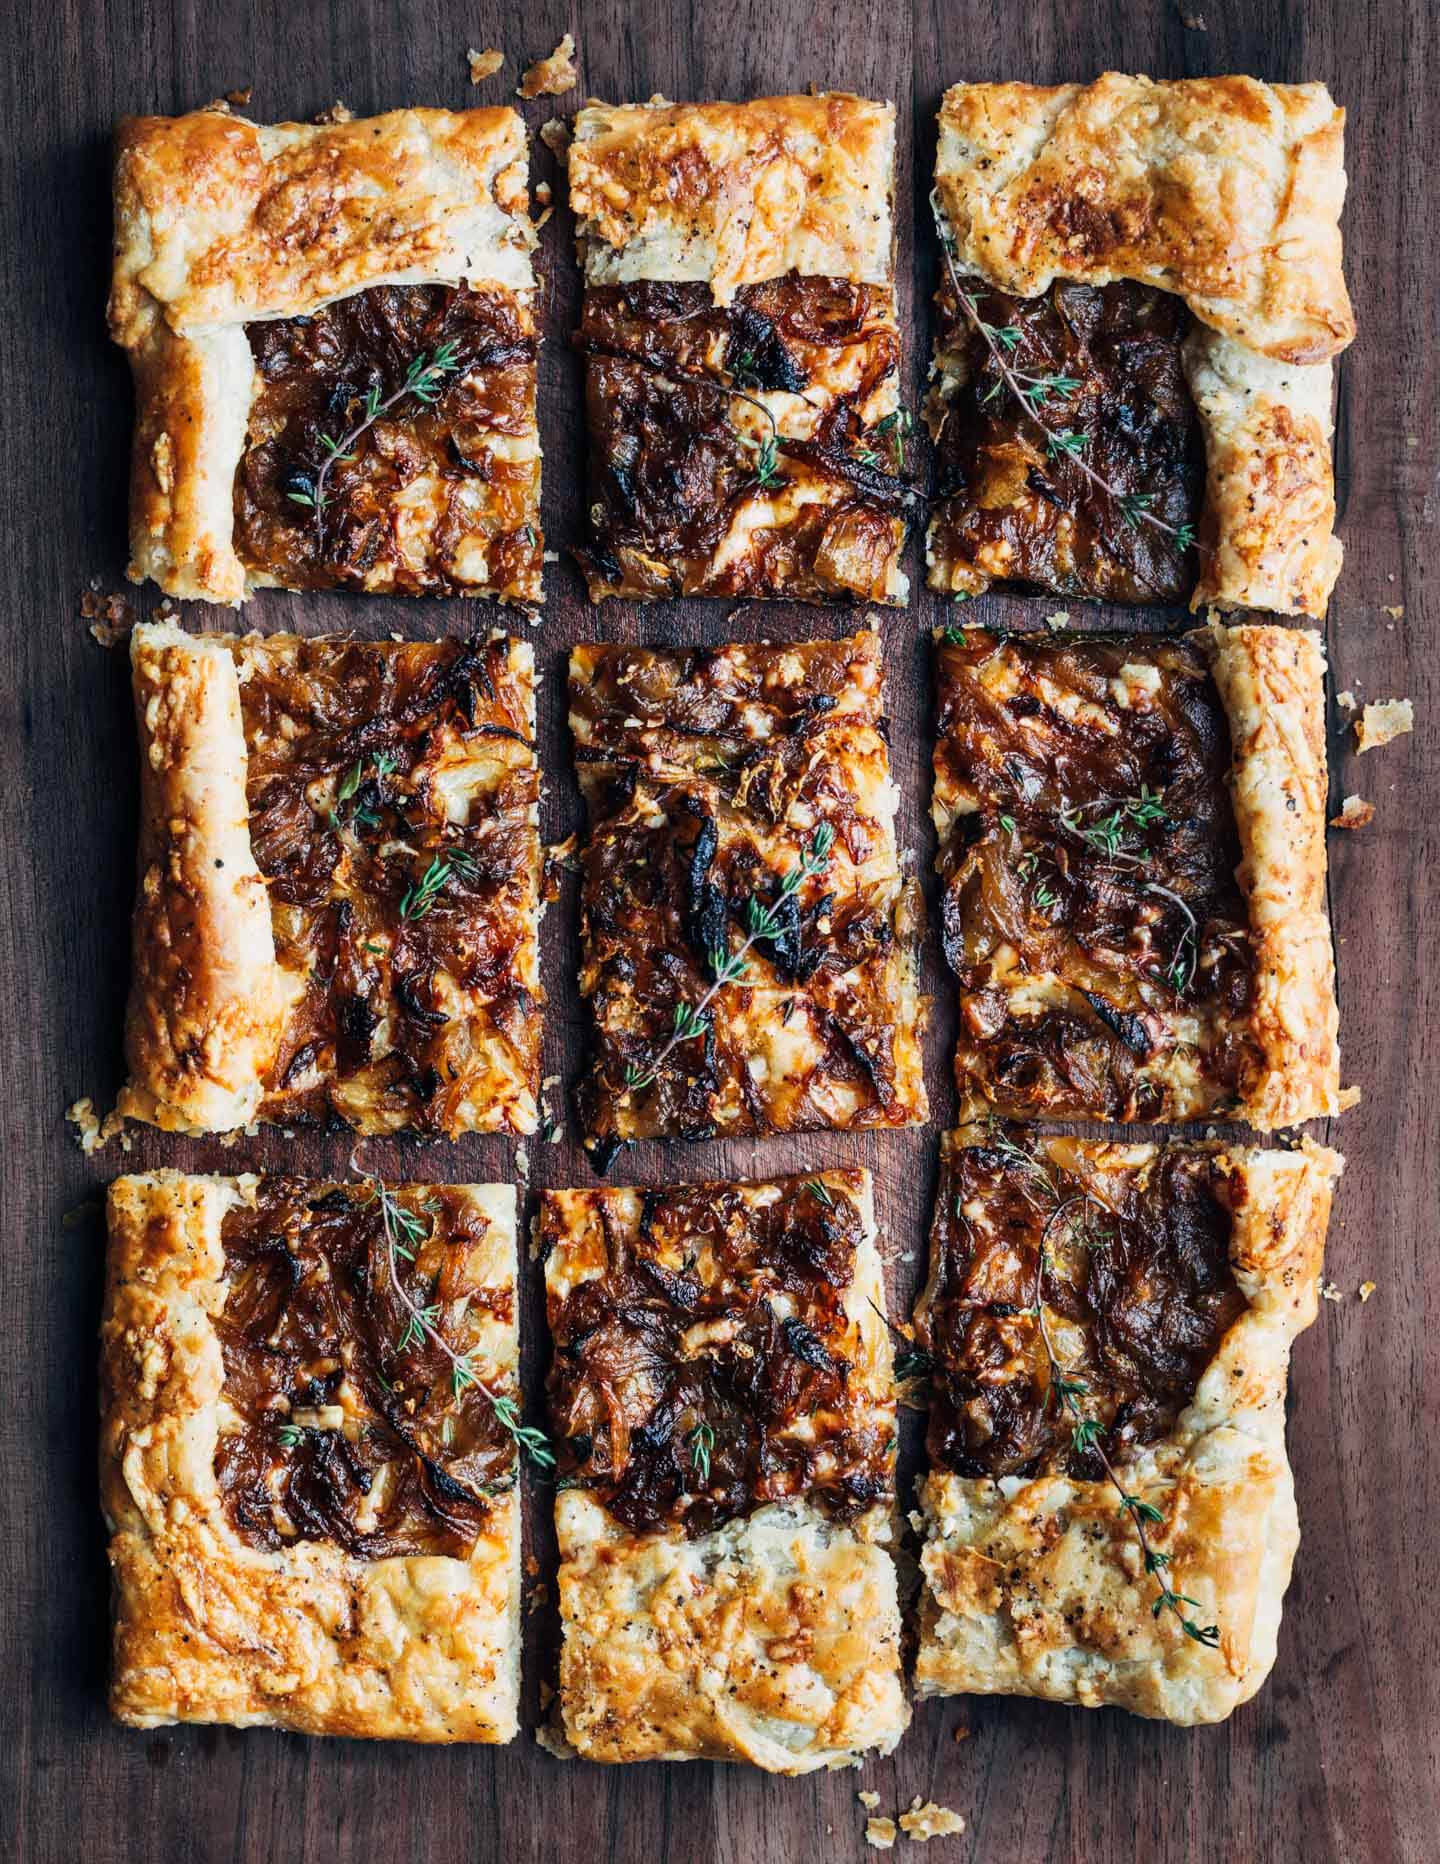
[
  {"left": 865, "top": 1818, "right": 897, "bottom": 1851},
  {"left": 535, "top": 1721, "right": 576, "bottom": 1760},
  {"left": 225, "top": 86, "right": 252, "bottom": 106},
  {"left": 1044, "top": 610, "right": 1070, "bottom": 630},
  {"left": 900, "top": 1799, "right": 967, "bottom": 1842},
  {"left": 1339, "top": 1084, "right": 1363, "bottom": 1111},
  {"left": 953, "top": 1722, "right": 971, "bottom": 1742},
  {"left": 1320, "top": 1280, "right": 1344, "bottom": 1302},
  {"left": 1358, "top": 1280, "right": 1377, "bottom": 1302},
  {"left": 1330, "top": 795, "right": 1375, "bottom": 831},
  {"left": 65, "top": 1097, "right": 124, "bottom": 1155},
  {"left": 535, "top": 180, "right": 552, "bottom": 207},
  {"left": 539, "top": 115, "right": 572, "bottom": 161},
  {"left": 1337, "top": 689, "right": 1357, "bottom": 712},
  {"left": 313, "top": 100, "right": 354, "bottom": 124},
  {"left": 80, "top": 588, "right": 135, "bottom": 646},
  {"left": 1382, "top": 605, "right": 1405, "bottom": 619},
  {"left": 519, "top": 33, "right": 577, "bottom": 98},
  {"left": 1355, "top": 698, "right": 1414, "bottom": 753},
  {"left": 1181, "top": 11, "right": 1208, "bottom": 27},
  {"left": 858, "top": 1791, "right": 881, "bottom": 1810},
  {"left": 467, "top": 47, "right": 504, "bottom": 83}
]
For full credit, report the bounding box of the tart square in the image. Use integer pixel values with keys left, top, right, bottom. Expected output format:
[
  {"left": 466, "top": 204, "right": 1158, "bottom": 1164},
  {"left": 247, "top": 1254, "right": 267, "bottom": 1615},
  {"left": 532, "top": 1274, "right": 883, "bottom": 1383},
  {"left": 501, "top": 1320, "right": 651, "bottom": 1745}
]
[
  {"left": 567, "top": 93, "right": 915, "bottom": 603},
  {"left": 927, "top": 76, "right": 1353, "bottom": 616},
  {"left": 569, "top": 630, "right": 927, "bottom": 1167},
  {"left": 118, "top": 622, "right": 541, "bottom": 1138},
  {"left": 101, "top": 1172, "right": 523, "bottom": 1740},
  {"left": 911, "top": 1127, "right": 1341, "bottom": 1725},
  {"left": 541, "top": 1168, "right": 908, "bottom": 1769},
  {"left": 932, "top": 622, "right": 1341, "bottom": 1129},
  {"left": 110, "top": 106, "right": 542, "bottom": 604}
]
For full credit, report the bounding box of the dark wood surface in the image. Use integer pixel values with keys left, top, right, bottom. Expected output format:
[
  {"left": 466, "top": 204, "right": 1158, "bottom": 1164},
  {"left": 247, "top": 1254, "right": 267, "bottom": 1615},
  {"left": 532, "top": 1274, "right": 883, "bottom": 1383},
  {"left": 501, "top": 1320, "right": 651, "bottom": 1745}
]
[{"left": 2, "top": 2, "right": 1434, "bottom": 1859}]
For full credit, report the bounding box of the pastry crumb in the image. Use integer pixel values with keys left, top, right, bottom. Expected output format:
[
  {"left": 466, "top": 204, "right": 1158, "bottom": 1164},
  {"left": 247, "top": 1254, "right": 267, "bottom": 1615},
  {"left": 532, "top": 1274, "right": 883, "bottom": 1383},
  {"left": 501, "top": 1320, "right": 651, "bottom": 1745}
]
[
  {"left": 1181, "top": 11, "right": 1208, "bottom": 27},
  {"left": 80, "top": 588, "right": 136, "bottom": 646},
  {"left": 953, "top": 1722, "right": 971, "bottom": 1742},
  {"left": 534, "top": 1720, "right": 576, "bottom": 1761},
  {"left": 1336, "top": 689, "right": 1357, "bottom": 712},
  {"left": 536, "top": 180, "right": 552, "bottom": 206},
  {"left": 1358, "top": 1280, "right": 1377, "bottom": 1302},
  {"left": 467, "top": 47, "right": 504, "bottom": 83},
  {"left": 1355, "top": 698, "right": 1414, "bottom": 753},
  {"left": 65, "top": 1097, "right": 124, "bottom": 1155},
  {"left": 539, "top": 115, "right": 572, "bottom": 160},
  {"left": 1382, "top": 604, "right": 1404, "bottom": 619},
  {"left": 865, "top": 1818, "right": 897, "bottom": 1851},
  {"left": 519, "top": 33, "right": 577, "bottom": 97},
  {"left": 1330, "top": 795, "right": 1375, "bottom": 831},
  {"left": 900, "top": 1799, "right": 967, "bottom": 1842},
  {"left": 1044, "top": 610, "right": 1070, "bottom": 630},
  {"left": 1320, "top": 1279, "right": 1344, "bottom": 1302},
  {"left": 858, "top": 1790, "right": 881, "bottom": 1809},
  {"left": 313, "top": 100, "right": 354, "bottom": 124},
  {"left": 225, "top": 86, "right": 252, "bottom": 106},
  {"left": 539, "top": 1679, "right": 554, "bottom": 1710},
  {"left": 1339, "top": 1084, "right": 1363, "bottom": 1111}
]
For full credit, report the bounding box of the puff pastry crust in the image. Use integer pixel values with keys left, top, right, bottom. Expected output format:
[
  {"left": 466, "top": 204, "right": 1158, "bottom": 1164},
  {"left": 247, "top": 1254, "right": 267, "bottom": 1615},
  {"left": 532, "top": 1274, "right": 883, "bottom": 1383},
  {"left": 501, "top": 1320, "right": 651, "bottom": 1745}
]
[
  {"left": 929, "top": 75, "right": 1352, "bottom": 616},
  {"left": 542, "top": 1169, "right": 908, "bottom": 1769},
  {"left": 101, "top": 1171, "right": 522, "bottom": 1740},
  {"left": 568, "top": 94, "right": 913, "bottom": 604},
  {"left": 119, "top": 621, "right": 542, "bottom": 1138},
  {"left": 110, "top": 106, "right": 541, "bottom": 604},
  {"left": 570, "top": 630, "right": 927, "bottom": 1164},
  {"left": 912, "top": 1130, "right": 1342, "bottom": 1725},
  {"left": 930, "top": 621, "right": 1340, "bottom": 1130}
]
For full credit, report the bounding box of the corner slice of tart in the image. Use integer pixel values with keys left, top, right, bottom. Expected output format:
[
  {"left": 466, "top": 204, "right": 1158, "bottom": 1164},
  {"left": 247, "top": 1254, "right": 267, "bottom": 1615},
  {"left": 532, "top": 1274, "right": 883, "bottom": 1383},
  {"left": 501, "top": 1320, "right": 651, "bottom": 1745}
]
[
  {"left": 109, "top": 105, "right": 543, "bottom": 604},
  {"left": 102, "top": 1171, "right": 526, "bottom": 1740},
  {"left": 926, "top": 76, "right": 1353, "bottom": 616},
  {"left": 911, "top": 1126, "right": 1342, "bottom": 1725},
  {"left": 541, "top": 1167, "right": 908, "bottom": 1769},
  {"left": 569, "top": 629, "right": 927, "bottom": 1168},
  {"left": 566, "top": 93, "right": 917, "bottom": 603},
  {"left": 118, "top": 622, "right": 541, "bottom": 1138},
  {"left": 931, "top": 621, "right": 1340, "bottom": 1129}
]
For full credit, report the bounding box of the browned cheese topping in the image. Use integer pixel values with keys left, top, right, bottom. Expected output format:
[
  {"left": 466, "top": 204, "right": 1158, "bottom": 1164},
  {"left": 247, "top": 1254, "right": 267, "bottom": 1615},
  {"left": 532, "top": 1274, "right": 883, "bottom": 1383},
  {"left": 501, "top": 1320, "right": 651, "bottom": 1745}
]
[
  {"left": 238, "top": 635, "right": 540, "bottom": 1136},
  {"left": 236, "top": 283, "right": 541, "bottom": 599},
  {"left": 928, "top": 277, "right": 1203, "bottom": 604},
  {"left": 917, "top": 1137, "right": 1245, "bottom": 1481},
  {"left": 214, "top": 1181, "right": 513, "bottom": 1558},
  {"left": 570, "top": 633, "right": 926, "bottom": 1168},
  {"left": 934, "top": 629, "right": 1257, "bottom": 1123},
  {"left": 575, "top": 277, "right": 916, "bottom": 601},
  {"left": 543, "top": 1173, "right": 892, "bottom": 1537}
]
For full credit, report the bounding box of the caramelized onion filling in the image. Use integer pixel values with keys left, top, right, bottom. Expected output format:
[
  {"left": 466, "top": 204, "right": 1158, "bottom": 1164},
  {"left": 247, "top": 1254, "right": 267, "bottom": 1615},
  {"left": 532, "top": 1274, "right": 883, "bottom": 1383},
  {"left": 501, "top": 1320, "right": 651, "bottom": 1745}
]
[
  {"left": 544, "top": 1177, "right": 891, "bottom": 1538},
  {"left": 918, "top": 1138, "right": 1245, "bottom": 1482},
  {"left": 235, "top": 282, "right": 541, "bottom": 598},
  {"left": 928, "top": 277, "right": 1202, "bottom": 604},
  {"left": 214, "top": 1181, "right": 513, "bottom": 1557}
]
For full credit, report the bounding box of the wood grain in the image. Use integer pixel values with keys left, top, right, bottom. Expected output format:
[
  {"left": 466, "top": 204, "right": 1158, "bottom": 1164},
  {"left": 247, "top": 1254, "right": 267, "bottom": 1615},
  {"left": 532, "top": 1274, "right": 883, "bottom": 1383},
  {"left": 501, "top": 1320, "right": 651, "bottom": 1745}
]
[{"left": 0, "top": 2, "right": 1434, "bottom": 1859}]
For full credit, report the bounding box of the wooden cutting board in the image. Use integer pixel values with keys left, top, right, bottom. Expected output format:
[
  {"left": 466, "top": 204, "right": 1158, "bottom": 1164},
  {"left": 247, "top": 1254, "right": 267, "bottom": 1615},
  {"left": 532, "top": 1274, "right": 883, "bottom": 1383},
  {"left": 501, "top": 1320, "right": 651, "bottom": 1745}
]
[{"left": 1, "top": 2, "right": 1432, "bottom": 1859}]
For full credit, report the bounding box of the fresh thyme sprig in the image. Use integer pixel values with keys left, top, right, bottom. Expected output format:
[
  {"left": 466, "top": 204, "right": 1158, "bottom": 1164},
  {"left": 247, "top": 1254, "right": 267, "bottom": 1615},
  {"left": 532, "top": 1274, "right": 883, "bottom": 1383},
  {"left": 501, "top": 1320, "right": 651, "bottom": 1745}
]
[
  {"left": 327, "top": 751, "right": 397, "bottom": 833},
  {"left": 399, "top": 848, "right": 479, "bottom": 922},
  {"left": 369, "top": 1181, "right": 555, "bottom": 1469},
  {"left": 287, "top": 340, "right": 463, "bottom": 531},
  {"left": 930, "top": 191, "right": 1198, "bottom": 559},
  {"left": 687, "top": 1420, "right": 715, "bottom": 1486},
  {"left": 1059, "top": 788, "right": 1169, "bottom": 859},
  {"left": 622, "top": 823, "right": 835, "bottom": 1096},
  {"left": 1022, "top": 1184, "right": 1219, "bottom": 1649}
]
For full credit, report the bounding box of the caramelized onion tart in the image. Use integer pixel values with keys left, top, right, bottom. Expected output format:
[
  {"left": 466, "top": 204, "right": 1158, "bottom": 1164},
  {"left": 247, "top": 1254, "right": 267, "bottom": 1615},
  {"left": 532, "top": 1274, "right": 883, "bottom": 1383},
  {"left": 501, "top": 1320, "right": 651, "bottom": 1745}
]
[
  {"left": 541, "top": 1168, "right": 908, "bottom": 1769},
  {"left": 931, "top": 623, "right": 1341, "bottom": 1129},
  {"left": 118, "top": 623, "right": 541, "bottom": 1138},
  {"left": 570, "top": 630, "right": 927, "bottom": 1166},
  {"left": 927, "top": 76, "right": 1353, "bottom": 616},
  {"left": 911, "top": 1127, "right": 1341, "bottom": 1724},
  {"left": 567, "top": 94, "right": 915, "bottom": 603},
  {"left": 110, "top": 106, "right": 542, "bottom": 603},
  {"left": 101, "top": 1172, "right": 521, "bottom": 1740}
]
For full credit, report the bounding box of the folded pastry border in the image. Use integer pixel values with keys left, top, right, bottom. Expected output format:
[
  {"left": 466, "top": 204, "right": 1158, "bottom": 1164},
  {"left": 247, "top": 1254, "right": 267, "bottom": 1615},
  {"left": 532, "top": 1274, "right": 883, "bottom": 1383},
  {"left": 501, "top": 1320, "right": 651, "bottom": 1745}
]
[
  {"left": 928, "top": 74, "right": 1353, "bottom": 617},
  {"left": 913, "top": 1131, "right": 1342, "bottom": 1726},
  {"left": 100, "top": 1170, "right": 522, "bottom": 1742}
]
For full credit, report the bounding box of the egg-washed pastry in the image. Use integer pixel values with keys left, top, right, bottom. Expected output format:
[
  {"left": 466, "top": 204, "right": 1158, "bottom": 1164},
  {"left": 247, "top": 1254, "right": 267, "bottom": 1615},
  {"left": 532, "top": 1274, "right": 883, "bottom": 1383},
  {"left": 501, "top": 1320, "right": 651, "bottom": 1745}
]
[
  {"left": 931, "top": 621, "right": 1341, "bottom": 1129},
  {"left": 911, "top": 1127, "right": 1342, "bottom": 1725},
  {"left": 569, "top": 630, "right": 927, "bottom": 1169},
  {"left": 109, "top": 106, "right": 543, "bottom": 604},
  {"left": 101, "top": 1172, "right": 524, "bottom": 1740},
  {"left": 118, "top": 622, "right": 541, "bottom": 1138},
  {"left": 927, "top": 75, "right": 1353, "bottom": 615},
  {"left": 567, "top": 93, "right": 917, "bottom": 603},
  {"left": 541, "top": 1168, "right": 909, "bottom": 1769}
]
